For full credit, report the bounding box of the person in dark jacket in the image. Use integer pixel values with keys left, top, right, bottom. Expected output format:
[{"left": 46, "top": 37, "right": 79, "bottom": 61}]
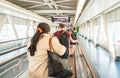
[
  {"left": 54, "top": 23, "right": 78, "bottom": 56},
  {"left": 69, "top": 27, "right": 78, "bottom": 56}
]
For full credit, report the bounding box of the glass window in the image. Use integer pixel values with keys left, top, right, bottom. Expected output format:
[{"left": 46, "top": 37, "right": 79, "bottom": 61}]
[
  {"left": 93, "top": 17, "right": 100, "bottom": 42},
  {"left": 28, "top": 25, "right": 34, "bottom": 37},
  {"left": 15, "top": 24, "right": 27, "bottom": 38},
  {"left": 0, "top": 20, "right": 16, "bottom": 41},
  {"left": 107, "top": 7, "right": 120, "bottom": 43}
]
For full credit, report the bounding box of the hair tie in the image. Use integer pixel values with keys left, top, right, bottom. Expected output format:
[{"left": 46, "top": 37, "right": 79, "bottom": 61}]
[{"left": 36, "top": 28, "right": 43, "bottom": 33}]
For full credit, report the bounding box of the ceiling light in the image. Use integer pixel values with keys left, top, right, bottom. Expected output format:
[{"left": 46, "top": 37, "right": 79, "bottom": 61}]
[{"left": 74, "top": 0, "right": 86, "bottom": 25}]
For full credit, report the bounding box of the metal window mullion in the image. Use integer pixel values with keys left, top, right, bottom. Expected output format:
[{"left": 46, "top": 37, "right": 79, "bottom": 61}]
[
  {"left": 0, "top": 14, "right": 7, "bottom": 32},
  {"left": 32, "top": 21, "right": 35, "bottom": 33},
  {"left": 26, "top": 20, "right": 30, "bottom": 38},
  {"left": 93, "top": 20, "right": 96, "bottom": 44},
  {"left": 96, "top": 17, "right": 101, "bottom": 45},
  {"left": 7, "top": 15, "right": 19, "bottom": 39},
  {"left": 87, "top": 23, "right": 90, "bottom": 40},
  {"left": 104, "top": 13, "right": 115, "bottom": 58},
  {"left": 90, "top": 20, "right": 94, "bottom": 40}
]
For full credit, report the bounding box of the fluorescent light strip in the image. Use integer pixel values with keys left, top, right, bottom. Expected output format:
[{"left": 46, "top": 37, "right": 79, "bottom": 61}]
[{"left": 74, "top": 0, "right": 86, "bottom": 25}]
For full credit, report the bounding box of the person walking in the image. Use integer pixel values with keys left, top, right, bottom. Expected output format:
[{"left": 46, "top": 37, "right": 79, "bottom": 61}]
[{"left": 27, "top": 22, "right": 68, "bottom": 78}]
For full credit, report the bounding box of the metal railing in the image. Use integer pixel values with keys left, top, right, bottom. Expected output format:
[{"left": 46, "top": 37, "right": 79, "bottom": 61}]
[
  {"left": 0, "top": 37, "right": 31, "bottom": 44},
  {"left": 74, "top": 40, "right": 100, "bottom": 78},
  {"left": 0, "top": 37, "right": 29, "bottom": 78},
  {"left": 0, "top": 51, "right": 28, "bottom": 78},
  {"left": 0, "top": 37, "right": 31, "bottom": 52},
  {"left": 0, "top": 45, "right": 27, "bottom": 55}
]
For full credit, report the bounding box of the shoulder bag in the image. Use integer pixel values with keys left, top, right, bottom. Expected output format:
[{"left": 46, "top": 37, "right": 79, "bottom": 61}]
[{"left": 47, "top": 37, "right": 73, "bottom": 78}]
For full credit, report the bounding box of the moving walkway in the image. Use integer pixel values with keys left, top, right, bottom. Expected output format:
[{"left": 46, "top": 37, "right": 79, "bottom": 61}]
[{"left": 0, "top": 38, "right": 31, "bottom": 78}]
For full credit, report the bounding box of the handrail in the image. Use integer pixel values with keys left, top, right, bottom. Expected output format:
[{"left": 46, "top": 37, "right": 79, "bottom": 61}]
[
  {"left": 0, "top": 51, "right": 28, "bottom": 78},
  {"left": 15, "top": 67, "right": 28, "bottom": 78},
  {"left": 0, "top": 37, "right": 32, "bottom": 44},
  {"left": 80, "top": 46, "right": 100, "bottom": 78},
  {"left": 0, "top": 62, "right": 17, "bottom": 76},
  {"left": 77, "top": 40, "right": 100, "bottom": 78},
  {"left": 0, "top": 51, "right": 26, "bottom": 66},
  {"left": 74, "top": 44, "right": 83, "bottom": 78},
  {"left": 74, "top": 52, "right": 77, "bottom": 78},
  {"left": 0, "top": 45, "right": 27, "bottom": 55}
]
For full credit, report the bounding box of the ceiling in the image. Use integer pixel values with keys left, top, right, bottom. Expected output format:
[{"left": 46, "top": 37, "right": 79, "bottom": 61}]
[{"left": 6, "top": 0, "right": 78, "bottom": 24}]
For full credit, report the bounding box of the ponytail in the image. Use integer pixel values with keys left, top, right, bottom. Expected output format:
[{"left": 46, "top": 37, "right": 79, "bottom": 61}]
[
  {"left": 28, "top": 22, "right": 50, "bottom": 56},
  {"left": 28, "top": 32, "right": 41, "bottom": 56}
]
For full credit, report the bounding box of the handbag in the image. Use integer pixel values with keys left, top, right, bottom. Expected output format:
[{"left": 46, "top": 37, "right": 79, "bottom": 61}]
[{"left": 47, "top": 37, "right": 73, "bottom": 78}]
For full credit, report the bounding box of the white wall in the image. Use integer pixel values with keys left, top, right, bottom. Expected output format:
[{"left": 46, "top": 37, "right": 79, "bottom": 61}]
[{"left": 78, "top": 0, "right": 120, "bottom": 25}]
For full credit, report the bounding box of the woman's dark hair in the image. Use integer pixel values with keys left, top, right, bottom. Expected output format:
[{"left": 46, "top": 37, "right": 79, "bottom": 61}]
[
  {"left": 28, "top": 22, "right": 50, "bottom": 56},
  {"left": 73, "top": 27, "right": 76, "bottom": 31},
  {"left": 59, "top": 23, "right": 66, "bottom": 28}
]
